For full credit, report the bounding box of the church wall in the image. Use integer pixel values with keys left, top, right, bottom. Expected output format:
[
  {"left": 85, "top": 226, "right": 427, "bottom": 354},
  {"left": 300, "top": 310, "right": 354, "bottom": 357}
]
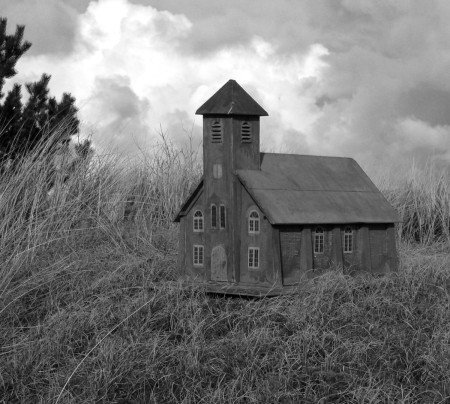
[
  {"left": 312, "top": 225, "right": 333, "bottom": 269},
  {"left": 238, "top": 186, "right": 276, "bottom": 285},
  {"left": 232, "top": 116, "right": 260, "bottom": 170},
  {"left": 184, "top": 202, "right": 207, "bottom": 281}
]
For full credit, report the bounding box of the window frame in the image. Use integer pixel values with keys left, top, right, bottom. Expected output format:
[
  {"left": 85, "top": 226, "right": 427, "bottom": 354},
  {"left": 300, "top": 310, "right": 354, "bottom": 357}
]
[
  {"left": 220, "top": 204, "right": 226, "bottom": 229},
  {"left": 314, "top": 227, "right": 324, "bottom": 254},
  {"left": 211, "top": 204, "right": 217, "bottom": 229},
  {"left": 193, "top": 210, "right": 204, "bottom": 232},
  {"left": 193, "top": 245, "right": 204, "bottom": 266},
  {"left": 343, "top": 227, "right": 353, "bottom": 253},
  {"left": 248, "top": 247, "right": 260, "bottom": 269},
  {"left": 248, "top": 210, "right": 260, "bottom": 234}
]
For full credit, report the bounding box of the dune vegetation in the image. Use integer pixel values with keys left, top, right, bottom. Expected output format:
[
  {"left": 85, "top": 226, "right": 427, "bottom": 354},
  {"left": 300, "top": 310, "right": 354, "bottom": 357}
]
[{"left": 1, "top": 131, "right": 450, "bottom": 403}]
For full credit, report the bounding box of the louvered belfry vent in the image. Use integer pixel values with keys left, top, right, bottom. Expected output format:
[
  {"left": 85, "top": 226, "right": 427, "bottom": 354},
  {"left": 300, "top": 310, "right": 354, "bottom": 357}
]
[
  {"left": 241, "top": 121, "right": 251, "bottom": 142},
  {"left": 211, "top": 120, "right": 222, "bottom": 143}
]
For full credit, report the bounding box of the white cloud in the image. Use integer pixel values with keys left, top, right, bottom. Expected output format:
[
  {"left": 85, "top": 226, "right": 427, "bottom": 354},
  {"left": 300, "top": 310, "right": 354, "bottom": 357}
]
[
  {"left": 394, "top": 117, "right": 450, "bottom": 156},
  {"left": 6, "top": 0, "right": 450, "bottom": 169},
  {"left": 10, "top": 0, "right": 330, "bottom": 156}
]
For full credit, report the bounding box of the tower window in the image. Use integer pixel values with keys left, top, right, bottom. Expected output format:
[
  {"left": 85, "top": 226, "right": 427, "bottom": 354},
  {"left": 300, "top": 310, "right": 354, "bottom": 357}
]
[
  {"left": 248, "top": 247, "right": 259, "bottom": 269},
  {"left": 193, "top": 245, "right": 204, "bottom": 266},
  {"left": 213, "top": 164, "right": 222, "bottom": 179},
  {"left": 241, "top": 121, "right": 251, "bottom": 143},
  {"left": 193, "top": 210, "right": 204, "bottom": 232},
  {"left": 211, "top": 120, "right": 222, "bottom": 143},
  {"left": 344, "top": 227, "right": 353, "bottom": 253},
  {"left": 248, "top": 210, "right": 260, "bottom": 234},
  {"left": 314, "top": 227, "right": 324, "bottom": 254},
  {"left": 220, "top": 204, "right": 226, "bottom": 229},
  {"left": 211, "top": 204, "right": 217, "bottom": 229}
]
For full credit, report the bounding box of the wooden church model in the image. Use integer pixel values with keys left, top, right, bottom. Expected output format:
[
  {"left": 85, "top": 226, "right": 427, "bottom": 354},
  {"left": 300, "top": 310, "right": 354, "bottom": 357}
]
[{"left": 174, "top": 80, "right": 399, "bottom": 296}]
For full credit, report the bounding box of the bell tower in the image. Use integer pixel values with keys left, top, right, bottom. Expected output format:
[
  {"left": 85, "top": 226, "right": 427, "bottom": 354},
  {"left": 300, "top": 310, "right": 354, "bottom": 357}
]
[{"left": 196, "top": 80, "right": 268, "bottom": 282}]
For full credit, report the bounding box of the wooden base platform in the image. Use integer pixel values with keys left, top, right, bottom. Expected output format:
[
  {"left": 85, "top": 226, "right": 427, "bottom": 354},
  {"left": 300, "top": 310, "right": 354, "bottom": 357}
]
[{"left": 188, "top": 281, "right": 300, "bottom": 297}]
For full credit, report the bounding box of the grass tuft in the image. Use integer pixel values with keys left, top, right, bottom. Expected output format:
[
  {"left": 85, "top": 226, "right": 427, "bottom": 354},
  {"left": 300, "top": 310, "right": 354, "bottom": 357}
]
[{"left": 1, "top": 132, "right": 450, "bottom": 402}]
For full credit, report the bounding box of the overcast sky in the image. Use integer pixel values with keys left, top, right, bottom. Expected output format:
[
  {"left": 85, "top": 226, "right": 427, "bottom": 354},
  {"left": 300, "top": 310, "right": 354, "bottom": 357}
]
[{"left": 2, "top": 0, "right": 450, "bottom": 170}]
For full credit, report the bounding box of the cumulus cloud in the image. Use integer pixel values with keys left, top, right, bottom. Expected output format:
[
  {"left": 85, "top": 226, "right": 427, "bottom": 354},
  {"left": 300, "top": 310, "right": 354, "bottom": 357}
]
[
  {"left": 82, "top": 75, "right": 151, "bottom": 152},
  {"left": 394, "top": 118, "right": 450, "bottom": 162},
  {"left": 3, "top": 0, "right": 450, "bottom": 169},
  {"left": 0, "top": 0, "right": 79, "bottom": 55},
  {"left": 10, "top": 0, "right": 329, "bottom": 156}
]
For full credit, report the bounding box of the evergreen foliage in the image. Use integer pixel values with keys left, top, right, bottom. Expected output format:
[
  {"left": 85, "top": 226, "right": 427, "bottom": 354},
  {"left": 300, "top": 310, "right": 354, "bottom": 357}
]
[{"left": 0, "top": 17, "right": 79, "bottom": 159}]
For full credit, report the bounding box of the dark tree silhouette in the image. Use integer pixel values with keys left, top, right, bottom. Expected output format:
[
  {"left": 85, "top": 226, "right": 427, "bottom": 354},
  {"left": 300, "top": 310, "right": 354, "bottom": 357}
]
[{"left": 0, "top": 17, "right": 79, "bottom": 159}]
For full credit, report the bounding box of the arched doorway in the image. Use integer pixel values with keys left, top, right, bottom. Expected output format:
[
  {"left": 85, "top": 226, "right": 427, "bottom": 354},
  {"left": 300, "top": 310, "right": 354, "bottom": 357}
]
[{"left": 211, "top": 245, "right": 227, "bottom": 281}]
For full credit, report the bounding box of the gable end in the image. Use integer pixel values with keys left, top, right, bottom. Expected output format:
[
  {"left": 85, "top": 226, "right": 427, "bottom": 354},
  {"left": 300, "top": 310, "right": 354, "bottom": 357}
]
[{"left": 173, "top": 178, "right": 204, "bottom": 222}]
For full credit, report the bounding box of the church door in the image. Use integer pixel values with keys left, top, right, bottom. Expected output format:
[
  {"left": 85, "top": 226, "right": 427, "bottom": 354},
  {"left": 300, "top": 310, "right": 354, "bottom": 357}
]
[{"left": 211, "top": 245, "right": 227, "bottom": 281}]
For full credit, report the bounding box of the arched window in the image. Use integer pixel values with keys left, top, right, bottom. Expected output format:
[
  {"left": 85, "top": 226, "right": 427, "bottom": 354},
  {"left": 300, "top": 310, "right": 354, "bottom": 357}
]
[
  {"left": 314, "top": 227, "right": 324, "bottom": 254},
  {"left": 211, "top": 204, "right": 217, "bottom": 229},
  {"left": 211, "top": 120, "right": 222, "bottom": 143},
  {"left": 193, "top": 210, "right": 204, "bottom": 232},
  {"left": 220, "top": 204, "right": 226, "bottom": 229},
  {"left": 248, "top": 210, "right": 260, "bottom": 234},
  {"left": 241, "top": 121, "right": 251, "bottom": 142},
  {"left": 344, "top": 227, "right": 353, "bottom": 253}
]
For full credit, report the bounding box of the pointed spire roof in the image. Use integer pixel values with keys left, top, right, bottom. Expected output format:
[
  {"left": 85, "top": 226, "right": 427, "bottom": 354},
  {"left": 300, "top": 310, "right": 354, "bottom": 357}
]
[{"left": 196, "top": 79, "right": 268, "bottom": 116}]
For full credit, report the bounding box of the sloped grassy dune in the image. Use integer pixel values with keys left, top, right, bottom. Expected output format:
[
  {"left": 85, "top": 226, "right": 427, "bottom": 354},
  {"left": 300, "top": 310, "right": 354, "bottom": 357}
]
[{"left": 1, "top": 143, "right": 450, "bottom": 403}]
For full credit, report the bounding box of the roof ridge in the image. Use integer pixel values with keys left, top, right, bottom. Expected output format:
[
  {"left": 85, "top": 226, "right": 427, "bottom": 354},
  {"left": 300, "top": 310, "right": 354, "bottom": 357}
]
[
  {"left": 260, "top": 152, "right": 353, "bottom": 160},
  {"left": 196, "top": 79, "right": 268, "bottom": 116}
]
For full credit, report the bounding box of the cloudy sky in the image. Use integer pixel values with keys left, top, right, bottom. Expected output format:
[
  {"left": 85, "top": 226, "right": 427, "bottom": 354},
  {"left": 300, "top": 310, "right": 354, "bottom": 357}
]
[{"left": 2, "top": 0, "right": 450, "bottom": 170}]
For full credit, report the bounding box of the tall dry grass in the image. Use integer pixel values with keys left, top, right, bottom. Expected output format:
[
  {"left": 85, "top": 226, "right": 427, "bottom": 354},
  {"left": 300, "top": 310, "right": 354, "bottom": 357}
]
[
  {"left": 0, "top": 132, "right": 449, "bottom": 403},
  {"left": 375, "top": 161, "right": 450, "bottom": 245}
]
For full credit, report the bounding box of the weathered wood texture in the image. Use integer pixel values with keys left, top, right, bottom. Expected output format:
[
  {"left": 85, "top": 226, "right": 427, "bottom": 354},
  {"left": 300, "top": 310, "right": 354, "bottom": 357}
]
[
  {"left": 280, "top": 227, "right": 302, "bottom": 285},
  {"left": 358, "top": 226, "right": 372, "bottom": 272},
  {"left": 300, "top": 227, "right": 313, "bottom": 275},
  {"left": 271, "top": 227, "right": 283, "bottom": 286},
  {"left": 174, "top": 80, "right": 399, "bottom": 296},
  {"left": 238, "top": 187, "right": 275, "bottom": 285},
  {"left": 196, "top": 79, "right": 268, "bottom": 116},
  {"left": 332, "top": 226, "right": 344, "bottom": 268},
  {"left": 386, "top": 224, "right": 399, "bottom": 272}
]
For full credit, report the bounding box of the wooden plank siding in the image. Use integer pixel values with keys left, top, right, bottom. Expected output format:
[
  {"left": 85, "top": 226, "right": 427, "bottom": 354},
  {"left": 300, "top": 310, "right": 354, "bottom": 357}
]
[
  {"left": 300, "top": 227, "right": 313, "bottom": 276},
  {"left": 370, "top": 224, "right": 387, "bottom": 273},
  {"left": 238, "top": 187, "right": 275, "bottom": 286},
  {"left": 280, "top": 227, "right": 302, "bottom": 285},
  {"left": 331, "top": 225, "right": 344, "bottom": 268},
  {"left": 386, "top": 224, "right": 399, "bottom": 272},
  {"left": 358, "top": 226, "right": 372, "bottom": 272},
  {"left": 271, "top": 227, "right": 283, "bottom": 286},
  {"left": 175, "top": 80, "right": 399, "bottom": 296}
]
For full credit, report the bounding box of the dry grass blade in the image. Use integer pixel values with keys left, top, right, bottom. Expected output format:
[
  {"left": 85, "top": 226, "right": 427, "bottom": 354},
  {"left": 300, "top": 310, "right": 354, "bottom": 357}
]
[{"left": 0, "top": 129, "right": 449, "bottom": 403}]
